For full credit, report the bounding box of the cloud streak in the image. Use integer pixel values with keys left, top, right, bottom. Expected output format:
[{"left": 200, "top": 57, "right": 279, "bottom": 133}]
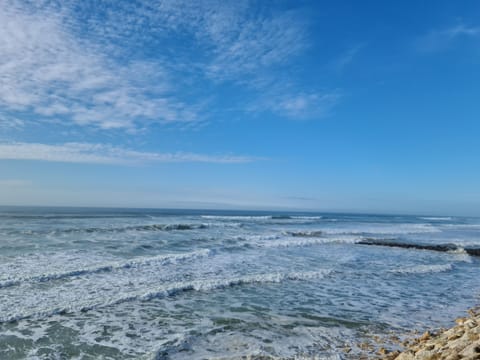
[
  {"left": 252, "top": 90, "right": 342, "bottom": 119},
  {"left": 0, "top": 142, "right": 257, "bottom": 165},
  {"left": 331, "top": 43, "right": 365, "bottom": 72},
  {"left": 416, "top": 23, "right": 480, "bottom": 53}
]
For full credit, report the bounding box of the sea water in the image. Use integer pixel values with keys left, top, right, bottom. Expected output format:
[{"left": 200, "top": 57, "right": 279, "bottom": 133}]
[{"left": 0, "top": 207, "right": 479, "bottom": 359}]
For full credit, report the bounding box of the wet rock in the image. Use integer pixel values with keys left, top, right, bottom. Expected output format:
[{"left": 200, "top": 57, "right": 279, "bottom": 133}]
[
  {"left": 419, "top": 331, "right": 431, "bottom": 341},
  {"left": 378, "top": 347, "right": 389, "bottom": 355}
]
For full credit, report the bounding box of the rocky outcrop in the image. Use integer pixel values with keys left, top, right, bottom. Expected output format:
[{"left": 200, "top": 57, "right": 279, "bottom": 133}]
[
  {"left": 358, "top": 239, "right": 480, "bottom": 257},
  {"left": 380, "top": 307, "right": 480, "bottom": 360}
]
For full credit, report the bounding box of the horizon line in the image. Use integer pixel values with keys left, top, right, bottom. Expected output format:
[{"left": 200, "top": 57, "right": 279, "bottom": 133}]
[{"left": 0, "top": 204, "right": 467, "bottom": 219}]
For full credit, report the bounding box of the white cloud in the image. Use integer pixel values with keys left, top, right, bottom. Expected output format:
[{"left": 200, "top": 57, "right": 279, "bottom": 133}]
[
  {"left": 0, "top": 0, "right": 323, "bottom": 132},
  {"left": 0, "top": 0, "right": 199, "bottom": 131},
  {"left": 416, "top": 24, "right": 480, "bottom": 52},
  {"left": 331, "top": 43, "right": 365, "bottom": 72},
  {"left": 440, "top": 24, "right": 480, "bottom": 38},
  {"left": 85, "top": 1, "right": 307, "bottom": 80},
  {"left": 203, "top": 10, "right": 307, "bottom": 81},
  {"left": 0, "top": 142, "right": 256, "bottom": 164},
  {"left": 0, "top": 0, "right": 336, "bottom": 135},
  {"left": 254, "top": 91, "right": 342, "bottom": 119},
  {"left": 0, "top": 113, "right": 25, "bottom": 130}
]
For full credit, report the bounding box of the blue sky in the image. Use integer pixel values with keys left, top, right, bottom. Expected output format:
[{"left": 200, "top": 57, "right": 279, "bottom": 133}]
[{"left": 1, "top": 0, "right": 479, "bottom": 215}]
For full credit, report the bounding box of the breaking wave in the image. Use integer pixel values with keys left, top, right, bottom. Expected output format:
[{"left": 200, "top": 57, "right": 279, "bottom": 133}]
[
  {"left": 0, "top": 269, "right": 332, "bottom": 323},
  {"left": 201, "top": 215, "right": 322, "bottom": 221},
  {"left": 201, "top": 215, "right": 272, "bottom": 220},
  {"left": 283, "top": 230, "right": 324, "bottom": 237},
  {"left": 259, "top": 236, "right": 359, "bottom": 248},
  {"left": 0, "top": 249, "right": 211, "bottom": 289},
  {"left": 419, "top": 217, "right": 453, "bottom": 221},
  {"left": 283, "top": 224, "right": 440, "bottom": 238}
]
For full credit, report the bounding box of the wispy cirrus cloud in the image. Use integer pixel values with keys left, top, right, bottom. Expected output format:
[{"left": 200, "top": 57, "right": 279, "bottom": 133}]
[
  {"left": 75, "top": 1, "right": 307, "bottom": 81},
  {"left": 203, "top": 10, "right": 307, "bottom": 82},
  {"left": 0, "top": 0, "right": 199, "bottom": 131},
  {"left": 0, "top": 113, "right": 25, "bottom": 130},
  {"left": 416, "top": 23, "right": 480, "bottom": 53},
  {"left": 0, "top": 142, "right": 256, "bottom": 165},
  {"left": 252, "top": 90, "right": 342, "bottom": 119},
  {"left": 331, "top": 43, "right": 365, "bottom": 72},
  {"left": 0, "top": 0, "right": 326, "bottom": 134},
  {"left": 277, "top": 92, "right": 341, "bottom": 119}
]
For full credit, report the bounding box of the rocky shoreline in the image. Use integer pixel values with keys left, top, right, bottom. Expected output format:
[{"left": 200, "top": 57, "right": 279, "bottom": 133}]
[{"left": 378, "top": 307, "right": 480, "bottom": 360}]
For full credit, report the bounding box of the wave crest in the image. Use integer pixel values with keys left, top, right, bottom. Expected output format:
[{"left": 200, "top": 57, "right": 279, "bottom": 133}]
[
  {"left": 0, "top": 269, "right": 332, "bottom": 323},
  {"left": 0, "top": 249, "right": 211, "bottom": 289}
]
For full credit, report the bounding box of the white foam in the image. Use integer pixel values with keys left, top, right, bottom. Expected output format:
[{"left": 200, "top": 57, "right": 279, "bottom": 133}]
[
  {"left": 201, "top": 215, "right": 323, "bottom": 222},
  {"left": 447, "top": 248, "right": 473, "bottom": 263},
  {"left": 149, "top": 313, "right": 346, "bottom": 360},
  {"left": 390, "top": 263, "right": 453, "bottom": 274},
  {"left": 0, "top": 269, "right": 332, "bottom": 323},
  {"left": 237, "top": 234, "right": 282, "bottom": 242},
  {"left": 441, "top": 224, "right": 480, "bottom": 230},
  {"left": 201, "top": 215, "right": 272, "bottom": 220},
  {"left": 260, "top": 236, "right": 359, "bottom": 249},
  {"left": 135, "top": 269, "right": 332, "bottom": 302},
  {"left": 0, "top": 249, "right": 211, "bottom": 289},
  {"left": 283, "top": 230, "right": 324, "bottom": 237},
  {"left": 447, "top": 247, "right": 468, "bottom": 255},
  {"left": 419, "top": 217, "right": 453, "bottom": 221},
  {"left": 322, "top": 223, "right": 441, "bottom": 235}
]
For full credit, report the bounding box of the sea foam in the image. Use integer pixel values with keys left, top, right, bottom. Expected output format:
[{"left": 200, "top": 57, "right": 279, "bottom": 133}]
[
  {"left": 0, "top": 249, "right": 211, "bottom": 289},
  {"left": 0, "top": 269, "right": 332, "bottom": 323},
  {"left": 389, "top": 263, "right": 454, "bottom": 274}
]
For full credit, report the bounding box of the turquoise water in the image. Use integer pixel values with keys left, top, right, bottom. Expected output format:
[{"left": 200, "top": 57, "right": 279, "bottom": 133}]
[{"left": 0, "top": 207, "right": 479, "bottom": 359}]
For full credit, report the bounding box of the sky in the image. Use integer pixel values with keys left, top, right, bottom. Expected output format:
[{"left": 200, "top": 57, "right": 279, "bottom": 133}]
[{"left": 0, "top": 0, "right": 480, "bottom": 215}]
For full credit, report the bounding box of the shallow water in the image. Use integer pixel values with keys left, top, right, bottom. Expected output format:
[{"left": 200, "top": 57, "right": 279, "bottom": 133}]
[{"left": 0, "top": 207, "right": 479, "bottom": 359}]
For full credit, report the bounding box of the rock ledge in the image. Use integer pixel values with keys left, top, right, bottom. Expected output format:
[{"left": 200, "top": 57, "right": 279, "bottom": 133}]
[{"left": 380, "top": 307, "right": 480, "bottom": 360}]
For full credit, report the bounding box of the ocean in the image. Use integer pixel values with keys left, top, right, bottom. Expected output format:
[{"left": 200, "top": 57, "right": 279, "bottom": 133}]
[{"left": 0, "top": 207, "right": 479, "bottom": 359}]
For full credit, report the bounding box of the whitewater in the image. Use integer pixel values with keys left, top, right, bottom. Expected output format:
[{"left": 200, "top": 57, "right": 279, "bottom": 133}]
[{"left": 0, "top": 207, "right": 479, "bottom": 359}]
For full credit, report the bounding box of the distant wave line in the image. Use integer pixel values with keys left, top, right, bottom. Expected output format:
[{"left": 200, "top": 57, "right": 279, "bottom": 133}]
[
  {"left": 0, "top": 214, "right": 146, "bottom": 220},
  {"left": 13, "top": 223, "right": 212, "bottom": 237},
  {"left": 418, "top": 217, "right": 453, "bottom": 221},
  {"left": 200, "top": 215, "right": 322, "bottom": 221}
]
